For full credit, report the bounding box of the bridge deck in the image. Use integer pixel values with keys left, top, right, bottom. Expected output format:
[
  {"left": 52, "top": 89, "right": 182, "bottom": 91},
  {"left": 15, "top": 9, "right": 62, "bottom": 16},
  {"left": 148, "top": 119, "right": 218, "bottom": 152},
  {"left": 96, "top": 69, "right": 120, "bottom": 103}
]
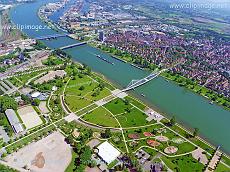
[
  {"left": 36, "top": 34, "right": 69, "bottom": 40},
  {"left": 60, "top": 42, "right": 87, "bottom": 50},
  {"left": 123, "top": 71, "right": 161, "bottom": 91}
]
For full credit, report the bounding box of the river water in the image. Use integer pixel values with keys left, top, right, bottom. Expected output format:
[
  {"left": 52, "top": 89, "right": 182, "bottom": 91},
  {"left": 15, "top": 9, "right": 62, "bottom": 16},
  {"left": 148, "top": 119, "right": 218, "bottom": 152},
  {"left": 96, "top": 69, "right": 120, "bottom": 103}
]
[{"left": 9, "top": 0, "right": 230, "bottom": 154}]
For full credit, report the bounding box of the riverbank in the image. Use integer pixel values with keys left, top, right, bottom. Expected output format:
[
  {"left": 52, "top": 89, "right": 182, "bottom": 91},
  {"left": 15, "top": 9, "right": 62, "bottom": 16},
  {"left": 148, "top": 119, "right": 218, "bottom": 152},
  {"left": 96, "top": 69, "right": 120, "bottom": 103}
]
[
  {"left": 96, "top": 44, "right": 230, "bottom": 112},
  {"left": 68, "top": 51, "right": 230, "bottom": 159}
]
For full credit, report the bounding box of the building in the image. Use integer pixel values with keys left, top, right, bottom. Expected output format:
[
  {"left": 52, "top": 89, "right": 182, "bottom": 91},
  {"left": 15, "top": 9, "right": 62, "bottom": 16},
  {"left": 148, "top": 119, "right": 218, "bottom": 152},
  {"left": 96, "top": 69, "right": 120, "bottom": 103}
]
[
  {"left": 31, "top": 91, "right": 41, "bottom": 99},
  {"left": 30, "top": 91, "right": 49, "bottom": 101},
  {"left": 99, "top": 31, "right": 105, "bottom": 42},
  {"left": 151, "top": 162, "right": 163, "bottom": 172},
  {"left": 5, "top": 109, "right": 24, "bottom": 134},
  {"left": 97, "top": 141, "right": 120, "bottom": 164}
]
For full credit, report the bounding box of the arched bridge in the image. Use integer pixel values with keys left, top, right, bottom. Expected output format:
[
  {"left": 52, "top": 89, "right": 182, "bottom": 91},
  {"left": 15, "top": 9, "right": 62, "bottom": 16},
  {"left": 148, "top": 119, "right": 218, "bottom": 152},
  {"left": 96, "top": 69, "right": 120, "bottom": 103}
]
[{"left": 123, "top": 69, "right": 165, "bottom": 92}]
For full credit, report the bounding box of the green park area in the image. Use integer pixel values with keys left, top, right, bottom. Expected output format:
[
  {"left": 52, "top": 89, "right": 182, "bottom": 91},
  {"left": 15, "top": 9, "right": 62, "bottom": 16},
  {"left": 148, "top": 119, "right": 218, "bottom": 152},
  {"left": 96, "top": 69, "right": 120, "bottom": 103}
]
[
  {"left": 161, "top": 154, "right": 205, "bottom": 172},
  {"left": 15, "top": 69, "right": 49, "bottom": 84},
  {"left": 64, "top": 73, "right": 111, "bottom": 112},
  {"left": 82, "top": 107, "right": 119, "bottom": 128},
  {"left": 2, "top": 59, "right": 228, "bottom": 172}
]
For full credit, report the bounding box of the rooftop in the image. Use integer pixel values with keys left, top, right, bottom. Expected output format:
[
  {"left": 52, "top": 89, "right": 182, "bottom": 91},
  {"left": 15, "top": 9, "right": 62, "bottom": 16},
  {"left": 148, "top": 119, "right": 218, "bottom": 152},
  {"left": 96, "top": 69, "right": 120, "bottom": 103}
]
[
  {"left": 97, "top": 141, "right": 120, "bottom": 164},
  {"left": 5, "top": 109, "right": 24, "bottom": 134}
]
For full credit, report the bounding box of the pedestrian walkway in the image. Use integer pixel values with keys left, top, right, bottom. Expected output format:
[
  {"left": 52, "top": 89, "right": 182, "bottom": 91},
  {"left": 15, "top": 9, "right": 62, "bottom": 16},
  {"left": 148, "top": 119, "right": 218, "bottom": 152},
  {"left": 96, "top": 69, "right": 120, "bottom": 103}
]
[
  {"left": 204, "top": 146, "right": 222, "bottom": 172},
  {"left": 0, "top": 126, "right": 10, "bottom": 143}
]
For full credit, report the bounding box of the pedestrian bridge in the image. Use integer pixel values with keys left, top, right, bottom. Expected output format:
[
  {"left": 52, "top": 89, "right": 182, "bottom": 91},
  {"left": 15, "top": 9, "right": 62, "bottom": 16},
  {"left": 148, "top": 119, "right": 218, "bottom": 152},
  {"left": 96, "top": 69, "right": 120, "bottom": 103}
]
[{"left": 123, "top": 70, "right": 164, "bottom": 92}]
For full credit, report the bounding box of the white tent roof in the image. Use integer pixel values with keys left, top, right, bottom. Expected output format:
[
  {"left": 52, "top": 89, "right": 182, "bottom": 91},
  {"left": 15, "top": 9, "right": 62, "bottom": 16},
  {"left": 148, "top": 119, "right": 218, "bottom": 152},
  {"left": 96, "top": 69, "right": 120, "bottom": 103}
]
[
  {"left": 31, "top": 91, "right": 41, "bottom": 98},
  {"left": 97, "top": 141, "right": 120, "bottom": 164}
]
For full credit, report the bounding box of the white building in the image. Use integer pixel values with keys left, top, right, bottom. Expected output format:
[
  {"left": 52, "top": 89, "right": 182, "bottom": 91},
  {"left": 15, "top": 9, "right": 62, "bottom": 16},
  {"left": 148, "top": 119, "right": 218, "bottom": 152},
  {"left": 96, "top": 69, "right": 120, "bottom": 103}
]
[
  {"left": 97, "top": 141, "right": 120, "bottom": 164},
  {"left": 31, "top": 91, "right": 41, "bottom": 99},
  {"left": 5, "top": 109, "right": 24, "bottom": 134}
]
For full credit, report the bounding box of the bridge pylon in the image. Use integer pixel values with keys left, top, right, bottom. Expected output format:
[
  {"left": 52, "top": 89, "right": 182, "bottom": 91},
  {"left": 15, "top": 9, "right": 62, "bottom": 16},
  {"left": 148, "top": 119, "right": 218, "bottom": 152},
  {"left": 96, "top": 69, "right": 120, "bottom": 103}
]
[{"left": 127, "top": 79, "right": 139, "bottom": 88}]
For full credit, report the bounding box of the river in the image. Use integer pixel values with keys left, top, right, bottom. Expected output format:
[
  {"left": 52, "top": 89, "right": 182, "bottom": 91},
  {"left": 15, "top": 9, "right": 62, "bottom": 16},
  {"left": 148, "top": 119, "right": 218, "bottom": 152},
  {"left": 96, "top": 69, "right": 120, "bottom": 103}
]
[{"left": 9, "top": 0, "right": 230, "bottom": 154}]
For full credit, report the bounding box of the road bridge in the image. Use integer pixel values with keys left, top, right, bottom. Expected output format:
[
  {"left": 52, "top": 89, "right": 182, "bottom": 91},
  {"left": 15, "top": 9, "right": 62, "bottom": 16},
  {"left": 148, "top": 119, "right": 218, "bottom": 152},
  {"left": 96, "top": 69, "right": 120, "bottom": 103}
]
[
  {"left": 59, "top": 42, "right": 87, "bottom": 50},
  {"left": 35, "top": 33, "right": 69, "bottom": 40}
]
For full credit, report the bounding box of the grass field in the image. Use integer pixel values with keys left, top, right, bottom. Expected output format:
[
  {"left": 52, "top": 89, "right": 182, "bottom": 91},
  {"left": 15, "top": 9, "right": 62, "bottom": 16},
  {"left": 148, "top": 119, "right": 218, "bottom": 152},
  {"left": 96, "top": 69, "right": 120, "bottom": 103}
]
[
  {"left": 8, "top": 77, "right": 23, "bottom": 87},
  {"left": 125, "top": 96, "right": 146, "bottom": 110},
  {"left": 104, "top": 98, "right": 133, "bottom": 115},
  {"left": 65, "top": 76, "right": 94, "bottom": 96},
  {"left": 124, "top": 123, "right": 163, "bottom": 139},
  {"left": 215, "top": 163, "right": 230, "bottom": 172},
  {"left": 17, "top": 70, "right": 48, "bottom": 84},
  {"left": 161, "top": 155, "right": 205, "bottom": 172},
  {"left": 65, "top": 95, "right": 92, "bottom": 112},
  {"left": 64, "top": 75, "right": 111, "bottom": 112},
  {"left": 82, "top": 107, "right": 119, "bottom": 128},
  {"left": 116, "top": 108, "right": 149, "bottom": 128}
]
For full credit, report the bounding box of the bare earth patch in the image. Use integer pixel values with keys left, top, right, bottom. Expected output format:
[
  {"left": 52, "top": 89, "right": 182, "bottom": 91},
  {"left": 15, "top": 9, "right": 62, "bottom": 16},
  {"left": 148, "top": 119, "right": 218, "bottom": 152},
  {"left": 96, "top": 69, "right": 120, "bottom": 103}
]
[
  {"left": 4, "top": 132, "right": 72, "bottom": 172},
  {"left": 31, "top": 152, "right": 45, "bottom": 168},
  {"left": 192, "top": 148, "right": 208, "bottom": 165},
  {"left": 155, "top": 135, "right": 169, "bottom": 142},
  {"left": 17, "top": 106, "right": 43, "bottom": 129},
  {"left": 164, "top": 146, "right": 178, "bottom": 154}
]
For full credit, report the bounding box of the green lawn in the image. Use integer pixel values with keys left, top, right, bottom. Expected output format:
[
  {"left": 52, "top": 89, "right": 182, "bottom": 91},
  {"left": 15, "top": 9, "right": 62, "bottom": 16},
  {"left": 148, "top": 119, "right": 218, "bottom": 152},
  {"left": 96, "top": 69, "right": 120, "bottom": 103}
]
[
  {"left": 108, "top": 133, "right": 127, "bottom": 153},
  {"left": 8, "top": 77, "right": 22, "bottom": 87},
  {"left": 161, "top": 154, "right": 205, "bottom": 172},
  {"left": 65, "top": 77, "right": 96, "bottom": 96},
  {"left": 125, "top": 96, "right": 146, "bottom": 110},
  {"left": 117, "top": 108, "right": 149, "bottom": 128},
  {"left": 82, "top": 107, "right": 119, "bottom": 128},
  {"left": 215, "top": 163, "right": 230, "bottom": 172},
  {"left": 65, "top": 95, "right": 92, "bottom": 112},
  {"left": 17, "top": 70, "right": 48, "bottom": 84},
  {"left": 76, "top": 103, "right": 98, "bottom": 116},
  {"left": 143, "top": 147, "right": 159, "bottom": 157},
  {"left": 65, "top": 75, "right": 111, "bottom": 112},
  {"left": 85, "top": 88, "right": 111, "bottom": 102},
  {"left": 104, "top": 98, "right": 133, "bottom": 115},
  {"left": 173, "top": 142, "right": 197, "bottom": 154}
]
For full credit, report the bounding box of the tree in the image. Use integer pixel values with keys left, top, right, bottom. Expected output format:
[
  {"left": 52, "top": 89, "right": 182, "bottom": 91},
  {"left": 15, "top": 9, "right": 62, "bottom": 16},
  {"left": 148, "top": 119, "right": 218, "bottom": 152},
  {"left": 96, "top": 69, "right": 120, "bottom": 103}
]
[
  {"left": 123, "top": 99, "right": 130, "bottom": 105},
  {"left": 79, "top": 86, "right": 85, "bottom": 91},
  {"left": 33, "top": 98, "right": 40, "bottom": 106},
  {"left": 0, "top": 96, "right": 18, "bottom": 112},
  {"left": 170, "top": 116, "right": 176, "bottom": 126},
  {"left": 101, "top": 129, "right": 111, "bottom": 138},
  {"left": 21, "top": 94, "right": 31, "bottom": 104},
  {"left": 72, "top": 145, "right": 92, "bottom": 172},
  {"left": 98, "top": 82, "right": 105, "bottom": 91},
  {"left": 193, "top": 128, "right": 199, "bottom": 137},
  {"left": 86, "top": 66, "right": 91, "bottom": 75}
]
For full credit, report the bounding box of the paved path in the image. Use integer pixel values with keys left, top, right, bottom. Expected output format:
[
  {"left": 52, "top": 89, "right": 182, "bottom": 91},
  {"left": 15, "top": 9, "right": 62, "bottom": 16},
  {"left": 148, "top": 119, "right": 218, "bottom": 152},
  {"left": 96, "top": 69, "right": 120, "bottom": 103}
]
[{"left": 0, "top": 127, "right": 10, "bottom": 143}]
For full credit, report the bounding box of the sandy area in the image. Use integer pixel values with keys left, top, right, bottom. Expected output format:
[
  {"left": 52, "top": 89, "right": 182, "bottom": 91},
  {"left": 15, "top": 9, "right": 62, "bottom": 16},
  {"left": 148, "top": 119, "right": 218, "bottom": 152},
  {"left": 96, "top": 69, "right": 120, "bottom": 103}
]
[
  {"left": 192, "top": 148, "right": 208, "bottom": 165},
  {"left": 34, "top": 70, "right": 66, "bottom": 84},
  {"left": 39, "top": 101, "right": 49, "bottom": 114},
  {"left": 4, "top": 132, "right": 72, "bottom": 172},
  {"left": 17, "top": 106, "right": 43, "bottom": 129},
  {"left": 164, "top": 146, "right": 178, "bottom": 154}
]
